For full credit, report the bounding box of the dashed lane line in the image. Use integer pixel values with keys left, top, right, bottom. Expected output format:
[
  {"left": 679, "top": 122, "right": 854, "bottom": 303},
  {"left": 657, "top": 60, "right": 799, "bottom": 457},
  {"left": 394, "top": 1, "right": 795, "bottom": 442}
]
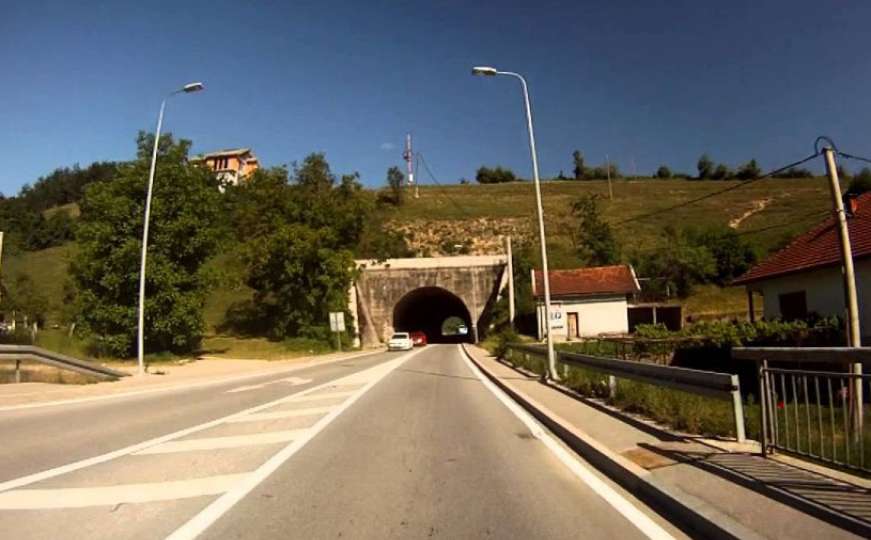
[
  {"left": 134, "top": 430, "right": 310, "bottom": 455},
  {"left": 224, "top": 407, "right": 334, "bottom": 423},
  {"left": 0, "top": 474, "right": 248, "bottom": 510}
]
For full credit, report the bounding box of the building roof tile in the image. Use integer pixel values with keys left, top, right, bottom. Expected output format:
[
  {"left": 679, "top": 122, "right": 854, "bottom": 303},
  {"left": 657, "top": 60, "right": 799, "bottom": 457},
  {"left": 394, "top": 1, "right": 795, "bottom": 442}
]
[
  {"left": 533, "top": 265, "right": 640, "bottom": 298},
  {"left": 733, "top": 192, "right": 871, "bottom": 285}
]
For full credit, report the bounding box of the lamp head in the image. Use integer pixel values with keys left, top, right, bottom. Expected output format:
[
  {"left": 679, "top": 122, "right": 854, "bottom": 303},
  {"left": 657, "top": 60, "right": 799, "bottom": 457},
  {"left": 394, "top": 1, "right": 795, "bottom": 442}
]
[
  {"left": 182, "top": 82, "right": 205, "bottom": 93},
  {"left": 471, "top": 66, "right": 498, "bottom": 77}
]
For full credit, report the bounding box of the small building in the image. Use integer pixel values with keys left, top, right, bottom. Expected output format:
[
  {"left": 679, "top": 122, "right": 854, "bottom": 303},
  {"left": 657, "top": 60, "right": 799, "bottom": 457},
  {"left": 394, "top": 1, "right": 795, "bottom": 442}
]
[
  {"left": 733, "top": 193, "right": 871, "bottom": 338},
  {"left": 533, "top": 265, "right": 641, "bottom": 341},
  {"left": 192, "top": 148, "right": 259, "bottom": 185}
]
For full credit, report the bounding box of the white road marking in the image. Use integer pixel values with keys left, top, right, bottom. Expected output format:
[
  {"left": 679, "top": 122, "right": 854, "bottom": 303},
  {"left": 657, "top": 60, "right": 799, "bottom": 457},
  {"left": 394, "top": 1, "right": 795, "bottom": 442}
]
[
  {"left": 0, "top": 474, "right": 247, "bottom": 510},
  {"left": 166, "top": 346, "right": 426, "bottom": 540},
  {"left": 0, "top": 351, "right": 380, "bottom": 412},
  {"left": 280, "top": 390, "right": 357, "bottom": 402},
  {"left": 134, "top": 430, "right": 309, "bottom": 455},
  {"left": 0, "top": 357, "right": 391, "bottom": 494},
  {"left": 225, "top": 407, "right": 334, "bottom": 423},
  {"left": 225, "top": 376, "right": 313, "bottom": 394},
  {"left": 457, "top": 345, "right": 676, "bottom": 540}
]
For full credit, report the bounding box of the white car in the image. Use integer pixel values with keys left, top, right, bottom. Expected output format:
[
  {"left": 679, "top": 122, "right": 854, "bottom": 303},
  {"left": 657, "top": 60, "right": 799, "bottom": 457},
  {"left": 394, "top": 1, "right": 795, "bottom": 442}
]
[{"left": 388, "top": 332, "right": 414, "bottom": 351}]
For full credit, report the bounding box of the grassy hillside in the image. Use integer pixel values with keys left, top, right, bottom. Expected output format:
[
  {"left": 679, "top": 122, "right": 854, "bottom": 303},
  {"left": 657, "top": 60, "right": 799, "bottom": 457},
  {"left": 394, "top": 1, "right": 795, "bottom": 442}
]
[
  {"left": 387, "top": 178, "right": 830, "bottom": 257},
  {"left": 5, "top": 178, "right": 832, "bottom": 329}
]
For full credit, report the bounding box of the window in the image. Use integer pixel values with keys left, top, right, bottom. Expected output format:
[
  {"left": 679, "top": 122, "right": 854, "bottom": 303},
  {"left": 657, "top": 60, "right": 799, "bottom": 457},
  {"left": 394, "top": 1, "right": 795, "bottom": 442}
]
[{"left": 778, "top": 291, "right": 807, "bottom": 321}]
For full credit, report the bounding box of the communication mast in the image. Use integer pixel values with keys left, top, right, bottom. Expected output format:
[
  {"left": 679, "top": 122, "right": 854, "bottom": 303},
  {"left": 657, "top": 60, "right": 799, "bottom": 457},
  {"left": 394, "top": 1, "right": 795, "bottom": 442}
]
[{"left": 403, "top": 133, "right": 419, "bottom": 199}]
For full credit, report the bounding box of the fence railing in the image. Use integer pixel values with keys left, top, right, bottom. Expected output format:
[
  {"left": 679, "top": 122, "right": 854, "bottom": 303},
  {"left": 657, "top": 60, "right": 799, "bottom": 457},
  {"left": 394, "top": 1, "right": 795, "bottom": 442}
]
[
  {"left": 734, "top": 347, "right": 871, "bottom": 474},
  {"left": 0, "top": 345, "right": 129, "bottom": 382},
  {"left": 504, "top": 343, "right": 746, "bottom": 442}
]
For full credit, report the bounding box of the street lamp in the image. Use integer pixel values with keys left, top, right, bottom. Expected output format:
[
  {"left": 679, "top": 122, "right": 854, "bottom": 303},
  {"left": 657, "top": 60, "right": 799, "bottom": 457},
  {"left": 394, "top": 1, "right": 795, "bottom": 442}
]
[
  {"left": 137, "top": 81, "right": 204, "bottom": 375},
  {"left": 472, "top": 65, "right": 558, "bottom": 380}
]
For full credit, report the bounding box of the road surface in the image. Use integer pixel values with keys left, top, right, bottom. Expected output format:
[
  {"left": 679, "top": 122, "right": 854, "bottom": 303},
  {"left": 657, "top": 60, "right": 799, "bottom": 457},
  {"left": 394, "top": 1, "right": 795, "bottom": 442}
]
[{"left": 0, "top": 345, "right": 681, "bottom": 539}]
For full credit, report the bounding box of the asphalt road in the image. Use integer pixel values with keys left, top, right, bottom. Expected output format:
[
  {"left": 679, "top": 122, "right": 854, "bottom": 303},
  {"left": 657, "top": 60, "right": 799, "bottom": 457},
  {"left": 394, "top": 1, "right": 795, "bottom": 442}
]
[{"left": 0, "top": 345, "right": 680, "bottom": 539}]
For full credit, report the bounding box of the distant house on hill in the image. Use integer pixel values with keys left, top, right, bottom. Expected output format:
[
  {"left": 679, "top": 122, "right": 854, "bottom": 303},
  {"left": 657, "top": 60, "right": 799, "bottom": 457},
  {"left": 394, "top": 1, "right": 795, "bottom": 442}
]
[
  {"left": 733, "top": 193, "right": 871, "bottom": 338},
  {"left": 192, "top": 148, "right": 259, "bottom": 185},
  {"left": 532, "top": 265, "right": 641, "bottom": 340}
]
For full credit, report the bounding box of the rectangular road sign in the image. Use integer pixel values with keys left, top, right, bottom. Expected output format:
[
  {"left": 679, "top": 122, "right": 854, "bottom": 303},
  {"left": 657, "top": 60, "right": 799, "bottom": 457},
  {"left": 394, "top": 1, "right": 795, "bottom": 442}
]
[{"left": 329, "top": 312, "right": 346, "bottom": 332}]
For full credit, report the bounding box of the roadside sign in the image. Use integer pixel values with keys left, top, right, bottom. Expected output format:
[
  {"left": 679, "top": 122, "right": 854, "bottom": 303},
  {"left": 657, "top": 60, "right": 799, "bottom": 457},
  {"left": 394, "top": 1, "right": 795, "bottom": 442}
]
[
  {"left": 549, "top": 310, "right": 564, "bottom": 330},
  {"left": 329, "top": 312, "right": 346, "bottom": 332}
]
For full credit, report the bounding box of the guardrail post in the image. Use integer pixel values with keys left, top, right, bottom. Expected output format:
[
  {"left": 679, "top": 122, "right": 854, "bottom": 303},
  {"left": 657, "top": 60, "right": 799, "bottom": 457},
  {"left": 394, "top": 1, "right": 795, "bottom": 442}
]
[
  {"left": 15, "top": 359, "right": 20, "bottom": 384},
  {"left": 730, "top": 374, "right": 746, "bottom": 443},
  {"left": 608, "top": 375, "right": 617, "bottom": 399},
  {"left": 758, "top": 360, "right": 768, "bottom": 456}
]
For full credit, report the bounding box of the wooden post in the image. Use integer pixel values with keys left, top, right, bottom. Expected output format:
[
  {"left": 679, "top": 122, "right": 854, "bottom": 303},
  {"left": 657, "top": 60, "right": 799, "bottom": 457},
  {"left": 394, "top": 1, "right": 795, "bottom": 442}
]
[
  {"left": 747, "top": 289, "right": 756, "bottom": 323},
  {"left": 823, "top": 147, "right": 862, "bottom": 435}
]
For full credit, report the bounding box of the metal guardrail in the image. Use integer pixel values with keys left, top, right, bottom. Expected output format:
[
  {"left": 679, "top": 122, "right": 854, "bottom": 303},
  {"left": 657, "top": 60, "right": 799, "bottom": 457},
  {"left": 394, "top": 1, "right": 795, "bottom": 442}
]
[
  {"left": 0, "top": 345, "right": 129, "bottom": 382},
  {"left": 734, "top": 347, "right": 870, "bottom": 474},
  {"left": 504, "top": 343, "right": 746, "bottom": 442}
]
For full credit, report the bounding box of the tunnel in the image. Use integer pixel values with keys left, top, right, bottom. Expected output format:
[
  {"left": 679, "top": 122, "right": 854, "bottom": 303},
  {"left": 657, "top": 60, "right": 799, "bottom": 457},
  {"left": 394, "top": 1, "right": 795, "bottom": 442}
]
[{"left": 392, "top": 287, "right": 473, "bottom": 343}]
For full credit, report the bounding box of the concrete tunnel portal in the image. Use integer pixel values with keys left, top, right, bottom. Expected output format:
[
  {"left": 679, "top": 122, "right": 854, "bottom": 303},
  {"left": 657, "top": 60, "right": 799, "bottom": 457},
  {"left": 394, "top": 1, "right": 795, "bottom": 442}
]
[{"left": 392, "top": 287, "right": 473, "bottom": 343}]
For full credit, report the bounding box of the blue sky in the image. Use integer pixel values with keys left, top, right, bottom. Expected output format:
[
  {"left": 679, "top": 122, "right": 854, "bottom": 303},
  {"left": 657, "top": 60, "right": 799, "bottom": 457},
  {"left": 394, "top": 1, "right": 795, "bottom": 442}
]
[{"left": 2, "top": 0, "right": 870, "bottom": 193}]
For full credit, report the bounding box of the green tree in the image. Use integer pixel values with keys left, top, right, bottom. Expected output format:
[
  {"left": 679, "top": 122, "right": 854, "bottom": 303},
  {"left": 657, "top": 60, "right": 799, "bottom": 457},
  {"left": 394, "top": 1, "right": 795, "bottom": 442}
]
[
  {"left": 736, "top": 159, "right": 761, "bottom": 180},
  {"left": 476, "top": 166, "right": 518, "bottom": 184},
  {"left": 686, "top": 226, "right": 757, "bottom": 284},
  {"left": 384, "top": 166, "right": 405, "bottom": 206},
  {"left": 5, "top": 274, "right": 49, "bottom": 326},
  {"left": 572, "top": 150, "right": 586, "bottom": 180},
  {"left": 848, "top": 167, "right": 871, "bottom": 195},
  {"left": 655, "top": 165, "right": 672, "bottom": 179},
  {"left": 697, "top": 154, "right": 714, "bottom": 180},
  {"left": 233, "top": 153, "right": 378, "bottom": 340},
  {"left": 635, "top": 227, "right": 716, "bottom": 298},
  {"left": 71, "top": 132, "right": 223, "bottom": 357},
  {"left": 711, "top": 163, "right": 731, "bottom": 180},
  {"left": 571, "top": 194, "right": 620, "bottom": 266}
]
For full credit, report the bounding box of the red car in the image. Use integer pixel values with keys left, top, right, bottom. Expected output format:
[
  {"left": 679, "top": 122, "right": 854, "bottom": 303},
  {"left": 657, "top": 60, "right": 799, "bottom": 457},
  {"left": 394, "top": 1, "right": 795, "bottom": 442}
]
[{"left": 410, "top": 331, "right": 428, "bottom": 346}]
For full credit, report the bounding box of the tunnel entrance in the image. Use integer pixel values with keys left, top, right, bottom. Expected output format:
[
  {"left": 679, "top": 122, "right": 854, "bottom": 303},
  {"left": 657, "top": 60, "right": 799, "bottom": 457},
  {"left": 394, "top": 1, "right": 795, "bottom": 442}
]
[{"left": 392, "top": 287, "right": 473, "bottom": 343}]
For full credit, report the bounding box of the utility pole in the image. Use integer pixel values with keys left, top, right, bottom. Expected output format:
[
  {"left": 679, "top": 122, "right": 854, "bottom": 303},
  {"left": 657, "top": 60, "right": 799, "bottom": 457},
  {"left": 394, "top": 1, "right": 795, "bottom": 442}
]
[
  {"left": 605, "top": 154, "right": 613, "bottom": 200},
  {"left": 506, "top": 236, "right": 515, "bottom": 330},
  {"left": 404, "top": 133, "right": 419, "bottom": 199},
  {"left": 822, "top": 147, "right": 862, "bottom": 432}
]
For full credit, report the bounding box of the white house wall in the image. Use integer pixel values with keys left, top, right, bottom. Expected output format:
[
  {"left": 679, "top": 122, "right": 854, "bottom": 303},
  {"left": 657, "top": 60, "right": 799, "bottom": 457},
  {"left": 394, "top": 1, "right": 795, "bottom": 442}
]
[
  {"left": 752, "top": 258, "right": 871, "bottom": 335},
  {"left": 536, "top": 296, "right": 629, "bottom": 340}
]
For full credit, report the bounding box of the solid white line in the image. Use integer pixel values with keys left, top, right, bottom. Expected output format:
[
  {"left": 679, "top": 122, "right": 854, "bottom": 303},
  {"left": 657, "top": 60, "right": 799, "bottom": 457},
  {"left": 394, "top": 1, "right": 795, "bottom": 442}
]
[
  {"left": 0, "top": 350, "right": 380, "bottom": 412},
  {"left": 225, "top": 407, "right": 334, "bottom": 423},
  {"left": 225, "top": 376, "right": 313, "bottom": 394},
  {"left": 166, "top": 346, "right": 426, "bottom": 540},
  {"left": 0, "top": 356, "right": 390, "bottom": 494},
  {"left": 0, "top": 474, "right": 247, "bottom": 509},
  {"left": 134, "top": 430, "right": 308, "bottom": 455},
  {"left": 457, "top": 345, "right": 676, "bottom": 540}
]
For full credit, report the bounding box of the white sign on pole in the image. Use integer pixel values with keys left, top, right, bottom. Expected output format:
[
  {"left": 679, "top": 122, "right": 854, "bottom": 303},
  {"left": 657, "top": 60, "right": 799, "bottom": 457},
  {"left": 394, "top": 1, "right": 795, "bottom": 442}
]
[
  {"left": 548, "top": 309, "right": 564, "bottom": 330},
  {"left": 329, "top": 312, "right": 346, "bottom": 332}
]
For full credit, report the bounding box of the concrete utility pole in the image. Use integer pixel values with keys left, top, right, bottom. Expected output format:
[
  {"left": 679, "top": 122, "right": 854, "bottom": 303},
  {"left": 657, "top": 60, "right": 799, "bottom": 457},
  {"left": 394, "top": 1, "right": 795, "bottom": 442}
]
[
  {"left": 137, "top": 81, "right": 204, "bottom": 376},
  {"left": 822, "top": 147, "right": 862, "bottom": 430},
  {"left": 505, "top": 236, "right": 515, "bottom": 330},
  {"left": 472, "top": 66, "right": 557, "bottom": 380}
]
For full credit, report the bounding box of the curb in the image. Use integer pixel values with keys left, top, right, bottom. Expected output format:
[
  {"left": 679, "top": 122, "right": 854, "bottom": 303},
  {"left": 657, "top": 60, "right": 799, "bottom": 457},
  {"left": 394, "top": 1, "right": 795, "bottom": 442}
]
[{"left": 461, "top": 344, "right": 762, "bottom": 540}]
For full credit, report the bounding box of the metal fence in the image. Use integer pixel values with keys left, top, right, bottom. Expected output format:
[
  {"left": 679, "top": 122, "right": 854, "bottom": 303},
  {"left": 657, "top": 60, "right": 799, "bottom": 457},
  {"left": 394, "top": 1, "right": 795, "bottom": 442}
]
[
  {"left": 505, "top": 343, "right": 746, "bottom": 441},
  {"left": 734, "top": 347, "right": 871, "bottom": 474}
]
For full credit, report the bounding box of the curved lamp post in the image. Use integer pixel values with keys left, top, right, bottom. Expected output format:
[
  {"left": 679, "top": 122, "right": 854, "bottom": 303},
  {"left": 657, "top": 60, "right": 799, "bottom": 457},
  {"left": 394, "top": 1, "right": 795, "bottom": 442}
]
[
  {"left": 471, "top": 66, "right": 557, "bottom": 380},
  {"left": 137, "top": 81, "right": 204, "bottom": 375}
]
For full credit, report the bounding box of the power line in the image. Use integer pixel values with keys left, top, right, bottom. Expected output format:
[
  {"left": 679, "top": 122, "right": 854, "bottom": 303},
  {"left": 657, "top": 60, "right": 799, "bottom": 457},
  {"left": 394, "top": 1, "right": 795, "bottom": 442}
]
[
  {"left": 837, "top": 151, "right": 871, "bottom": 167},
  {"left": 734, "top": 210, "right": 830, "bottom": 237},
  {"left": 613, "top": 151, "right": 822, "bottom": 226},
  {"left": 414, "top": 152, "right": 477, "bottom": 220}
]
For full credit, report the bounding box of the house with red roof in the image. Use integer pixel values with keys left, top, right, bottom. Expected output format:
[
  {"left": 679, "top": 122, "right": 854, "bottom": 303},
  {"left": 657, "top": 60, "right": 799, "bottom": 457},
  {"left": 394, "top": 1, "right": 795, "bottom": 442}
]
[
  {"left": 532, "top": 265, "right": 641, "bottom": 340},
  {"left": 733, "top": 193, "right": 871, "bottom": 336}
]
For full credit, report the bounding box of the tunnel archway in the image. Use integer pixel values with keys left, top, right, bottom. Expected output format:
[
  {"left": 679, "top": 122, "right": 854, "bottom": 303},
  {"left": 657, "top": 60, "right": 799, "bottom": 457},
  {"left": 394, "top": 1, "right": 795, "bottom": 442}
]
[{"left": 392, "top": 287, "right": 473, "bottom": 343}]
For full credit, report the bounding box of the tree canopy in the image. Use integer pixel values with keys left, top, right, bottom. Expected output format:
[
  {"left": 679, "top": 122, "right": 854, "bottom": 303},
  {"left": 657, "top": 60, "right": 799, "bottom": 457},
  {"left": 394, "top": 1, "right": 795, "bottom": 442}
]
[{"left": 71, "top": 133, "right": 223, "bottom": 357}]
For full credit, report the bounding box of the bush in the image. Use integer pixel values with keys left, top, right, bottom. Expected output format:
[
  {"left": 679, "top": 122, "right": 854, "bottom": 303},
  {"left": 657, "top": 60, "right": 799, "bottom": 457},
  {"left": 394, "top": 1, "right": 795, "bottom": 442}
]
[{"left": 476, "top": 166, "right": 518, "bottom": 184}]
